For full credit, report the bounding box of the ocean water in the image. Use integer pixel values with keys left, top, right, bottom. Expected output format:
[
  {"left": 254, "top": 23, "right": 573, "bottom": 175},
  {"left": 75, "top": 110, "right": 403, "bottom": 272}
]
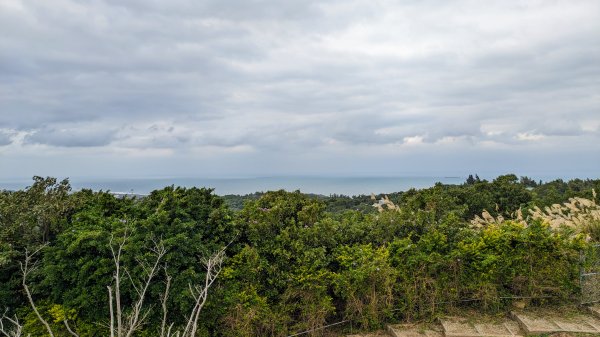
[{"left": 0, "top": 176, "right": 466, "bottom": 196}]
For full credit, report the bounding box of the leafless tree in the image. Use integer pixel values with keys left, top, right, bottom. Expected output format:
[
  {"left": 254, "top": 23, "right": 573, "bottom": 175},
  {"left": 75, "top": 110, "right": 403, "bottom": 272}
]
[
  {"left": 160, "top": 247, "right": 227, "bottom": 337},
  {"left": 159, "top": 267, "right": 173, "bottom": 337},
  {"left": 108, "top": 236, "right": 226, "bottom": 337},
  {"left": 7, "top": 232, "right": 227, "bottom": 337},
  {"left": 11, "top": 244, "right": 80, "bottom": 337},
  {"left": 0, "top": 309, "right": 28, "bottom": 337},
  {"left": 107, "top": 233, "right": 166, "bottom": 337},
  {"left": 20, "top": 245, "right": 55, "bottom": 337}
]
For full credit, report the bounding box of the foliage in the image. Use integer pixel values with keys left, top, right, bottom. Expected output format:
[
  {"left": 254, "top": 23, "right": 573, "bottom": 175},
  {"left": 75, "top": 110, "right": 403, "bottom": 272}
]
[
  {"left": 0, "top": 176, "right": 599, "bottom": 336},
  {"left": 333, "top": 244, "right": 395, "bottom": 329},
  {"left": 0, "top": 177, "right": 76, "bottom": 316}
]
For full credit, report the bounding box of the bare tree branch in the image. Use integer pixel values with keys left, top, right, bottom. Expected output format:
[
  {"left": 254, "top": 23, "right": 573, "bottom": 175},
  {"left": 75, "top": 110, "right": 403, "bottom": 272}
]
[
  {"left": 123, "top": 268, "right": 141, "bottom": 297},
  {"left": 166, "top": 323, "right": 177, "bottom": 337},
  {"left": 109, "top": 231, "right": 128, "bottom": 337},
  {"left": 123, "top": 242, "right": 166, "bottom": 337},
  {"left": 20, "top": 245, "right": 55, "bottom": 337},
  {"left": 108, "top": 286, "right": 115, "bottom": 337},
  {"left": 181, "top": 248, "right": 226, "bottom": 337},
  {"left": 1, "top": 309, "right": 26, "bottom": 337},
  {"left": 160, "top": 267, "right": 172, "bottom": 337},
  {"left": 63, "top": 320, "right": 79, "bottom": 337},
  {"left": 109, "top": 231, "right": 167, "bottom": 337}
]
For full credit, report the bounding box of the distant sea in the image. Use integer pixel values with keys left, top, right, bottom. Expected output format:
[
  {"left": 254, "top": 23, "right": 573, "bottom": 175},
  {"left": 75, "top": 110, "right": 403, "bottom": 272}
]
[{"left": 0, "top": 176, "right": 468, "bottom": 196}]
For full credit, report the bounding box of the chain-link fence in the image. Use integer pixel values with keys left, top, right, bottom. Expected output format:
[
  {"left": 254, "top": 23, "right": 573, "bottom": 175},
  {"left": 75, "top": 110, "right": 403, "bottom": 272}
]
[{"left": 581, "top": 244, "right": 600, "bottom": 304}]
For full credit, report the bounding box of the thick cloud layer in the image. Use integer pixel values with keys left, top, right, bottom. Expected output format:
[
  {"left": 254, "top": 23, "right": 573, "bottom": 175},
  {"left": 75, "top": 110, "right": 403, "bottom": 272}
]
[{"left": 0, "top": 0, "right": 599, "bottom": 179}]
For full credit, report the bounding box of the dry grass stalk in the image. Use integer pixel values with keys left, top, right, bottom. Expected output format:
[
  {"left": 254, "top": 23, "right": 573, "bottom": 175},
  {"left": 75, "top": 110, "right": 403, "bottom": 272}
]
[
  {"left": 372, "top": 195, "right": 399, "bottom": 213},
  {"left": 528, "top": 194, "right": 600, "bottom": 231},
  {"left": 469, "top": 189, "right": 599, "bottom": 239},
  {"left": 470, "top": 210, "right": 506, "bottom": 228}
]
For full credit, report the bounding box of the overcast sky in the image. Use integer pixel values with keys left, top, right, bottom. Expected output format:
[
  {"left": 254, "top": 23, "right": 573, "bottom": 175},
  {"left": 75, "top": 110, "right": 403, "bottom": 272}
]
[{"left": 1, "top": 0, "right": 599, "bottom": 180}]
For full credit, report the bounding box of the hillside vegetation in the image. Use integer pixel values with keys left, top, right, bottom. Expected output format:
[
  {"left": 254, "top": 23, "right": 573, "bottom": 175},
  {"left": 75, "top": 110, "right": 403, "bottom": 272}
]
[{"left": 1, "top": 174, "right": 599, "bottom": 336}]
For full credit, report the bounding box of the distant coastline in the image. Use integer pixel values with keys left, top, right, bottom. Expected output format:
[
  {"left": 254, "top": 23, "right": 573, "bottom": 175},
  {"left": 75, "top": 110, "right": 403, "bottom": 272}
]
[
  {"left": 0, "top": 176, "right": 464, "bottom": 196},
  {"left": 1, "top": 175, "right": 596, "bottom": 196}
]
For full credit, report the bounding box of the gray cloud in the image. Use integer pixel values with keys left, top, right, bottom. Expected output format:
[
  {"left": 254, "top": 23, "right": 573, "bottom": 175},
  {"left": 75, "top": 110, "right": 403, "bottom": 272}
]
[
  {"left": 0, "top": 130, "right": 12, "bottom": 146},
  {"left": 0, "top": 0, "right": 599, "bottom": 177},
  {"left": 24, "top": 124, "right": 117, "bottom": 147}
]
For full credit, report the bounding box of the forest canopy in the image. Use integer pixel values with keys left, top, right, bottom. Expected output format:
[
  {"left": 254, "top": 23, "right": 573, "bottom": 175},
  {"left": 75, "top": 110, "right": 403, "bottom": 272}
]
[{"left": 1, "top": 175, "right": 599, "bottom": 336}]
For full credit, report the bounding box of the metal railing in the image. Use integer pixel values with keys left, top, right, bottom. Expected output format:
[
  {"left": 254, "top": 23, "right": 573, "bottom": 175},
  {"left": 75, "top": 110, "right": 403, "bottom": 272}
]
[{"left": 581, "top": 244, "right": 600, "bottom": 304}]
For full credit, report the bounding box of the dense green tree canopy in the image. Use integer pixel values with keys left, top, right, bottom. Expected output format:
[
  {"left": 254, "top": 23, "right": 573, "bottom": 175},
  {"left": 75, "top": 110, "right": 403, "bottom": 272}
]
[{"left": 0, "top": 175, "right": 598, "bottom": 336}]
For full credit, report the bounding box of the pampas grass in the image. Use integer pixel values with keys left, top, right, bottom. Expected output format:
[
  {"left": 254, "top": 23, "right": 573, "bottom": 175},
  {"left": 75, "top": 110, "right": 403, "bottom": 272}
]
[{"left": 470, "top": 189, "right": 600, "bottom": 241}]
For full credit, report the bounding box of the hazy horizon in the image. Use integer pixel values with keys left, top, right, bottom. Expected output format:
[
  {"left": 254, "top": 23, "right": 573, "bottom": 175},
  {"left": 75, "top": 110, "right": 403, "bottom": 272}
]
[{"left": 2, "top": 173, "right": 598, "bottom": 196}]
